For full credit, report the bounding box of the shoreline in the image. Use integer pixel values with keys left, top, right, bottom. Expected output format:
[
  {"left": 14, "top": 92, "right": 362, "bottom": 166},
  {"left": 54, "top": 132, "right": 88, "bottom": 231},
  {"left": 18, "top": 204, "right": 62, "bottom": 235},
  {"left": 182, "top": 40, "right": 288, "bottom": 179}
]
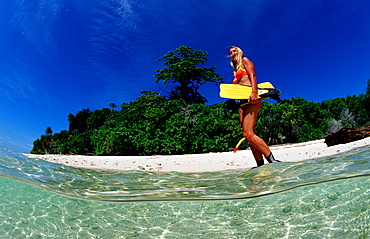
[{"left": 24, "top": 137, "right": 370, "bottom": 173}]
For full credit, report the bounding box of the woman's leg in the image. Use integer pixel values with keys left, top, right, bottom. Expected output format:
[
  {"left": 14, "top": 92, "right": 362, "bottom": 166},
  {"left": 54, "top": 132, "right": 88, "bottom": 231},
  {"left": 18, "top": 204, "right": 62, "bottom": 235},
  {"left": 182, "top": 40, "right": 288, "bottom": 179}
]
[
  {"left": 240, "top": 102, "right": 271, "bottom": 158},
  {"left": 250, "top": 143, "right": 264, "bottom": 166}
]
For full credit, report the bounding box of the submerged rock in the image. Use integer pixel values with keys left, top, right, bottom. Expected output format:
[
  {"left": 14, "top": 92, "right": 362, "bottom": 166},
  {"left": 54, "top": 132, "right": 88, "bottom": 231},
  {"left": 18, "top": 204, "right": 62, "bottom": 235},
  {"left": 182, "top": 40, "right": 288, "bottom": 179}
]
[{"left": 324, "top": 126, "right": 370, "bottom": 146}]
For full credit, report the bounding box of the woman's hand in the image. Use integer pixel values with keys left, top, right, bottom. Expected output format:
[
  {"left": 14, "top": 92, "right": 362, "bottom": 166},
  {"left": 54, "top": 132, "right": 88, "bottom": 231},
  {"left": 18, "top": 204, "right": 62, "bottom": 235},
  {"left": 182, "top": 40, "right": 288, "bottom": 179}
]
[{"left": 249, "top": 92, "right": 259, "bottom": 104}]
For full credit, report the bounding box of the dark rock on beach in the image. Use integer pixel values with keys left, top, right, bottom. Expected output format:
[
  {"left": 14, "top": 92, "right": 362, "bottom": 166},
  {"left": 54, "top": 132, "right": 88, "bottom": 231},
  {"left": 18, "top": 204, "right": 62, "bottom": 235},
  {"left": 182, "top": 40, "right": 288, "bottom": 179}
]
[{"left": 324, "top": 126, "right": 370, "bottom": 146}]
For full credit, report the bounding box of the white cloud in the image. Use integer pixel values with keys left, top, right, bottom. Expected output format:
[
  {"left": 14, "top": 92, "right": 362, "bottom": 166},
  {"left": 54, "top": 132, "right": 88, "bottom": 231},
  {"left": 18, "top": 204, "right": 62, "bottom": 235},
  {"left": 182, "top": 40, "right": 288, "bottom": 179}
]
[{"left": 11, "top": 0, "right": 62, "bottom": 57}]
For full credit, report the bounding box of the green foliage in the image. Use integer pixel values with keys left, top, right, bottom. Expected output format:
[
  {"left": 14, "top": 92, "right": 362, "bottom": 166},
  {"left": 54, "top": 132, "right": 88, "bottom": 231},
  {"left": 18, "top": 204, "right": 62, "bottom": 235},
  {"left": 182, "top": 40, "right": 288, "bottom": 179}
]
[
  {"left": 256, "top": 96, "right": 367, "bottom": 145},
  {"left": 155, "top": 46, "right": 223, "bottom": 104},
  {"left": 31, "top": 46, "right": 370, "bottom": 155},
  {"left": 31, "top": 85, "right": 370, "bottom": 156},
  {"left": 68, "top": 108, "right": 91, "bottom": 134},
  {"left": 89, "top": 92, "right": 239, "bottom": 155},
  {"left": 32, "top": 91, "right": 240, "bottom": 155}
]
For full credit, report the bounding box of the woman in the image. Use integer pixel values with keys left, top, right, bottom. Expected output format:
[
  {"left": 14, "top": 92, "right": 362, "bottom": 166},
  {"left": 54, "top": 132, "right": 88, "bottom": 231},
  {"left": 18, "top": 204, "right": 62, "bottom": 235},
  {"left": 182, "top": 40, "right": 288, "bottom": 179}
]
[{"left": 229, "top": 46, "right": 279, "bottom": 167}]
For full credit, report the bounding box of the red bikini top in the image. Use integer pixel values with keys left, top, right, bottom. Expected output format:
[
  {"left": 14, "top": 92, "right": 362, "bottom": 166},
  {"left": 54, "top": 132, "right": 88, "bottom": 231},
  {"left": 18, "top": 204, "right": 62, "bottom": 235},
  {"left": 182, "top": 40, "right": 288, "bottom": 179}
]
[{"left": 233, "top": 68, "right": 248, "bottom": 84}]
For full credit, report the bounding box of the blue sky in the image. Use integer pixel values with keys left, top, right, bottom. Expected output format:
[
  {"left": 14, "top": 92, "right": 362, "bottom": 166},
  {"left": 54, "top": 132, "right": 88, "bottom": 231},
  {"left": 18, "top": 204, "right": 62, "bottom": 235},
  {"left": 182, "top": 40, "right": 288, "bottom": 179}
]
[{"left": 1, "top": 0, "right": 369, "bottom": 153}]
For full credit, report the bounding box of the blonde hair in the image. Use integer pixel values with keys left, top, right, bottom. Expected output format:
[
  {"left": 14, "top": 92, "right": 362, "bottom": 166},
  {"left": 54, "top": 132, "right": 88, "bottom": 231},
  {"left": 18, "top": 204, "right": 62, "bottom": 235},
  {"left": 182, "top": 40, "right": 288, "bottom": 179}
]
[{"left": 229, "top": 46, "right": 245, "bottom": 72}]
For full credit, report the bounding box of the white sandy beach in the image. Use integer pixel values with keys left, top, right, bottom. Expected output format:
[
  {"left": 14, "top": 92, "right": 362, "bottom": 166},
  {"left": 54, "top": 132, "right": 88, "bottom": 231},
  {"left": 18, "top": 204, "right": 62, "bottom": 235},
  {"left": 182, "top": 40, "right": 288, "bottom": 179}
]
[{"left": 24, "top": 137, "right": 370, "bottom": 173}]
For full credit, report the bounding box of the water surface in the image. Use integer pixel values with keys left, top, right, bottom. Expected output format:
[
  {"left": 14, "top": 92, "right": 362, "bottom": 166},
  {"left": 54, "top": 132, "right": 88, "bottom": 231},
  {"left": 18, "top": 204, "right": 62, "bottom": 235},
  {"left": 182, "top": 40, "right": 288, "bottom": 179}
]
[{"left": 0, "top": 146, "right": 369, "bottom": 238}]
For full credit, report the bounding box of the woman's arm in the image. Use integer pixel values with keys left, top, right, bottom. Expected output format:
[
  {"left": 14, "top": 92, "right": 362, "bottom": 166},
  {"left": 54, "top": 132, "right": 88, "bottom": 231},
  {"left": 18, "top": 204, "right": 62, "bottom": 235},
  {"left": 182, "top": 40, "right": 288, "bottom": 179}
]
[{"left": 242, "top": 57, "right": 259, "bottom": 104}]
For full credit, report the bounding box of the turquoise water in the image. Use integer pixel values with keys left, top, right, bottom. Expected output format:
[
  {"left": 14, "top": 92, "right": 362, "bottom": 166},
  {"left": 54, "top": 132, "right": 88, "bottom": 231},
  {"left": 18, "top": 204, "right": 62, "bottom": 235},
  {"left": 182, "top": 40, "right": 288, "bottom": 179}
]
[{"left": 0, "top": 147, "right": 369, "bottom": 238}]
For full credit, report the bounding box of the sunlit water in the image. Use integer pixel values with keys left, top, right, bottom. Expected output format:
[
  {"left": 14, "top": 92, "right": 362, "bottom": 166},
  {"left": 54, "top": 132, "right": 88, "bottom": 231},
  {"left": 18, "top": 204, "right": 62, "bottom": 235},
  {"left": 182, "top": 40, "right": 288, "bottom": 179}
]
[{"left": 0, "top": 146, "right": 369, "bottom": 238}]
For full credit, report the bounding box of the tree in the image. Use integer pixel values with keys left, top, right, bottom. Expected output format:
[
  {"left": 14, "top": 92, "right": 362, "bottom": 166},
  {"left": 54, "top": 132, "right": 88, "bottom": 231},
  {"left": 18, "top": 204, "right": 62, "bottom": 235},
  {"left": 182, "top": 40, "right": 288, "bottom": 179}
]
[
  {"left": 365, "top": 79, "right": 370, "bottom": 113},
  {"left": 68, "top": 108, "right": 91, "bottom": 134},
  {"left": 86, "top": 108, "right": 112, "bottom": 130},
  {"left": 45, "top": 126, "right": 53, "bottom": 135},
  {"left": 109, "top": 103, "right": 117, "bottom": 111},
  {"left": 155, "top": 45, "right": 223, "bottom": 104}
]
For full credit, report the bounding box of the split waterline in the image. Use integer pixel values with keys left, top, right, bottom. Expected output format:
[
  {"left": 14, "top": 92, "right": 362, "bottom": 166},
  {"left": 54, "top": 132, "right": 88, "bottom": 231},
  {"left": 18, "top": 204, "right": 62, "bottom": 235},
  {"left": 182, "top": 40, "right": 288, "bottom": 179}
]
[{"left": 0, "top": 145, "right": 369, "bottom": 238}]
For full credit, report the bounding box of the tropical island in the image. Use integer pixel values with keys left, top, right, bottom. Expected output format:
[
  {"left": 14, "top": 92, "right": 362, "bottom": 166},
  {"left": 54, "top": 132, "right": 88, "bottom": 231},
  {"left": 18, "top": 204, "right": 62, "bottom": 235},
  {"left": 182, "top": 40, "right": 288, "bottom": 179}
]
[{"left": 30, "top": 46, "right": 370, "bottom": 157}]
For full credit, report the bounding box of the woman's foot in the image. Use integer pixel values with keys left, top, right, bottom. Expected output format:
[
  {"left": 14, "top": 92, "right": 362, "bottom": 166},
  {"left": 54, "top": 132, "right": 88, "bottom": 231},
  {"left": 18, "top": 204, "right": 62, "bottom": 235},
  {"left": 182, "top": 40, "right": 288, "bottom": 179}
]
[
  {"left": 251, "top": 160, "right": 264, "bottom": 169},
  {"left": 265, "top": 152, "right": 281, "bottom": 163}
]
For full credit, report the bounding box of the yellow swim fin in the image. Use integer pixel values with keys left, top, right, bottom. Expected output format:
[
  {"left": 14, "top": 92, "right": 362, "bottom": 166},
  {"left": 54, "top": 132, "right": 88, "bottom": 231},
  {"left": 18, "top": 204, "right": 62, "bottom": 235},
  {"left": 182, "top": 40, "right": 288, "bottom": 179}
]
[{"left": 219, "top": 82, "right": 281, "bottom": 102}]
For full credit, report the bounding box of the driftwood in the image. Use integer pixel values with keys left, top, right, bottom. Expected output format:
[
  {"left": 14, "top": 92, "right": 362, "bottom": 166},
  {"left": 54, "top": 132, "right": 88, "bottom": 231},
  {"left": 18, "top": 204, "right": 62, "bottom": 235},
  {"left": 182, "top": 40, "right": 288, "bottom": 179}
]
[{"left": 324, "top": 126, "right": 370, "bottom": 146}]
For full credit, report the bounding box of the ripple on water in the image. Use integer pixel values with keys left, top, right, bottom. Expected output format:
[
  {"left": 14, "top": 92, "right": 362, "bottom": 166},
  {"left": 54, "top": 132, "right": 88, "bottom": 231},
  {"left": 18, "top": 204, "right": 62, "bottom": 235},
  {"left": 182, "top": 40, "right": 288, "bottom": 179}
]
[{"left": 0, "top": 146, "right": 370, "bottom": 202}]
